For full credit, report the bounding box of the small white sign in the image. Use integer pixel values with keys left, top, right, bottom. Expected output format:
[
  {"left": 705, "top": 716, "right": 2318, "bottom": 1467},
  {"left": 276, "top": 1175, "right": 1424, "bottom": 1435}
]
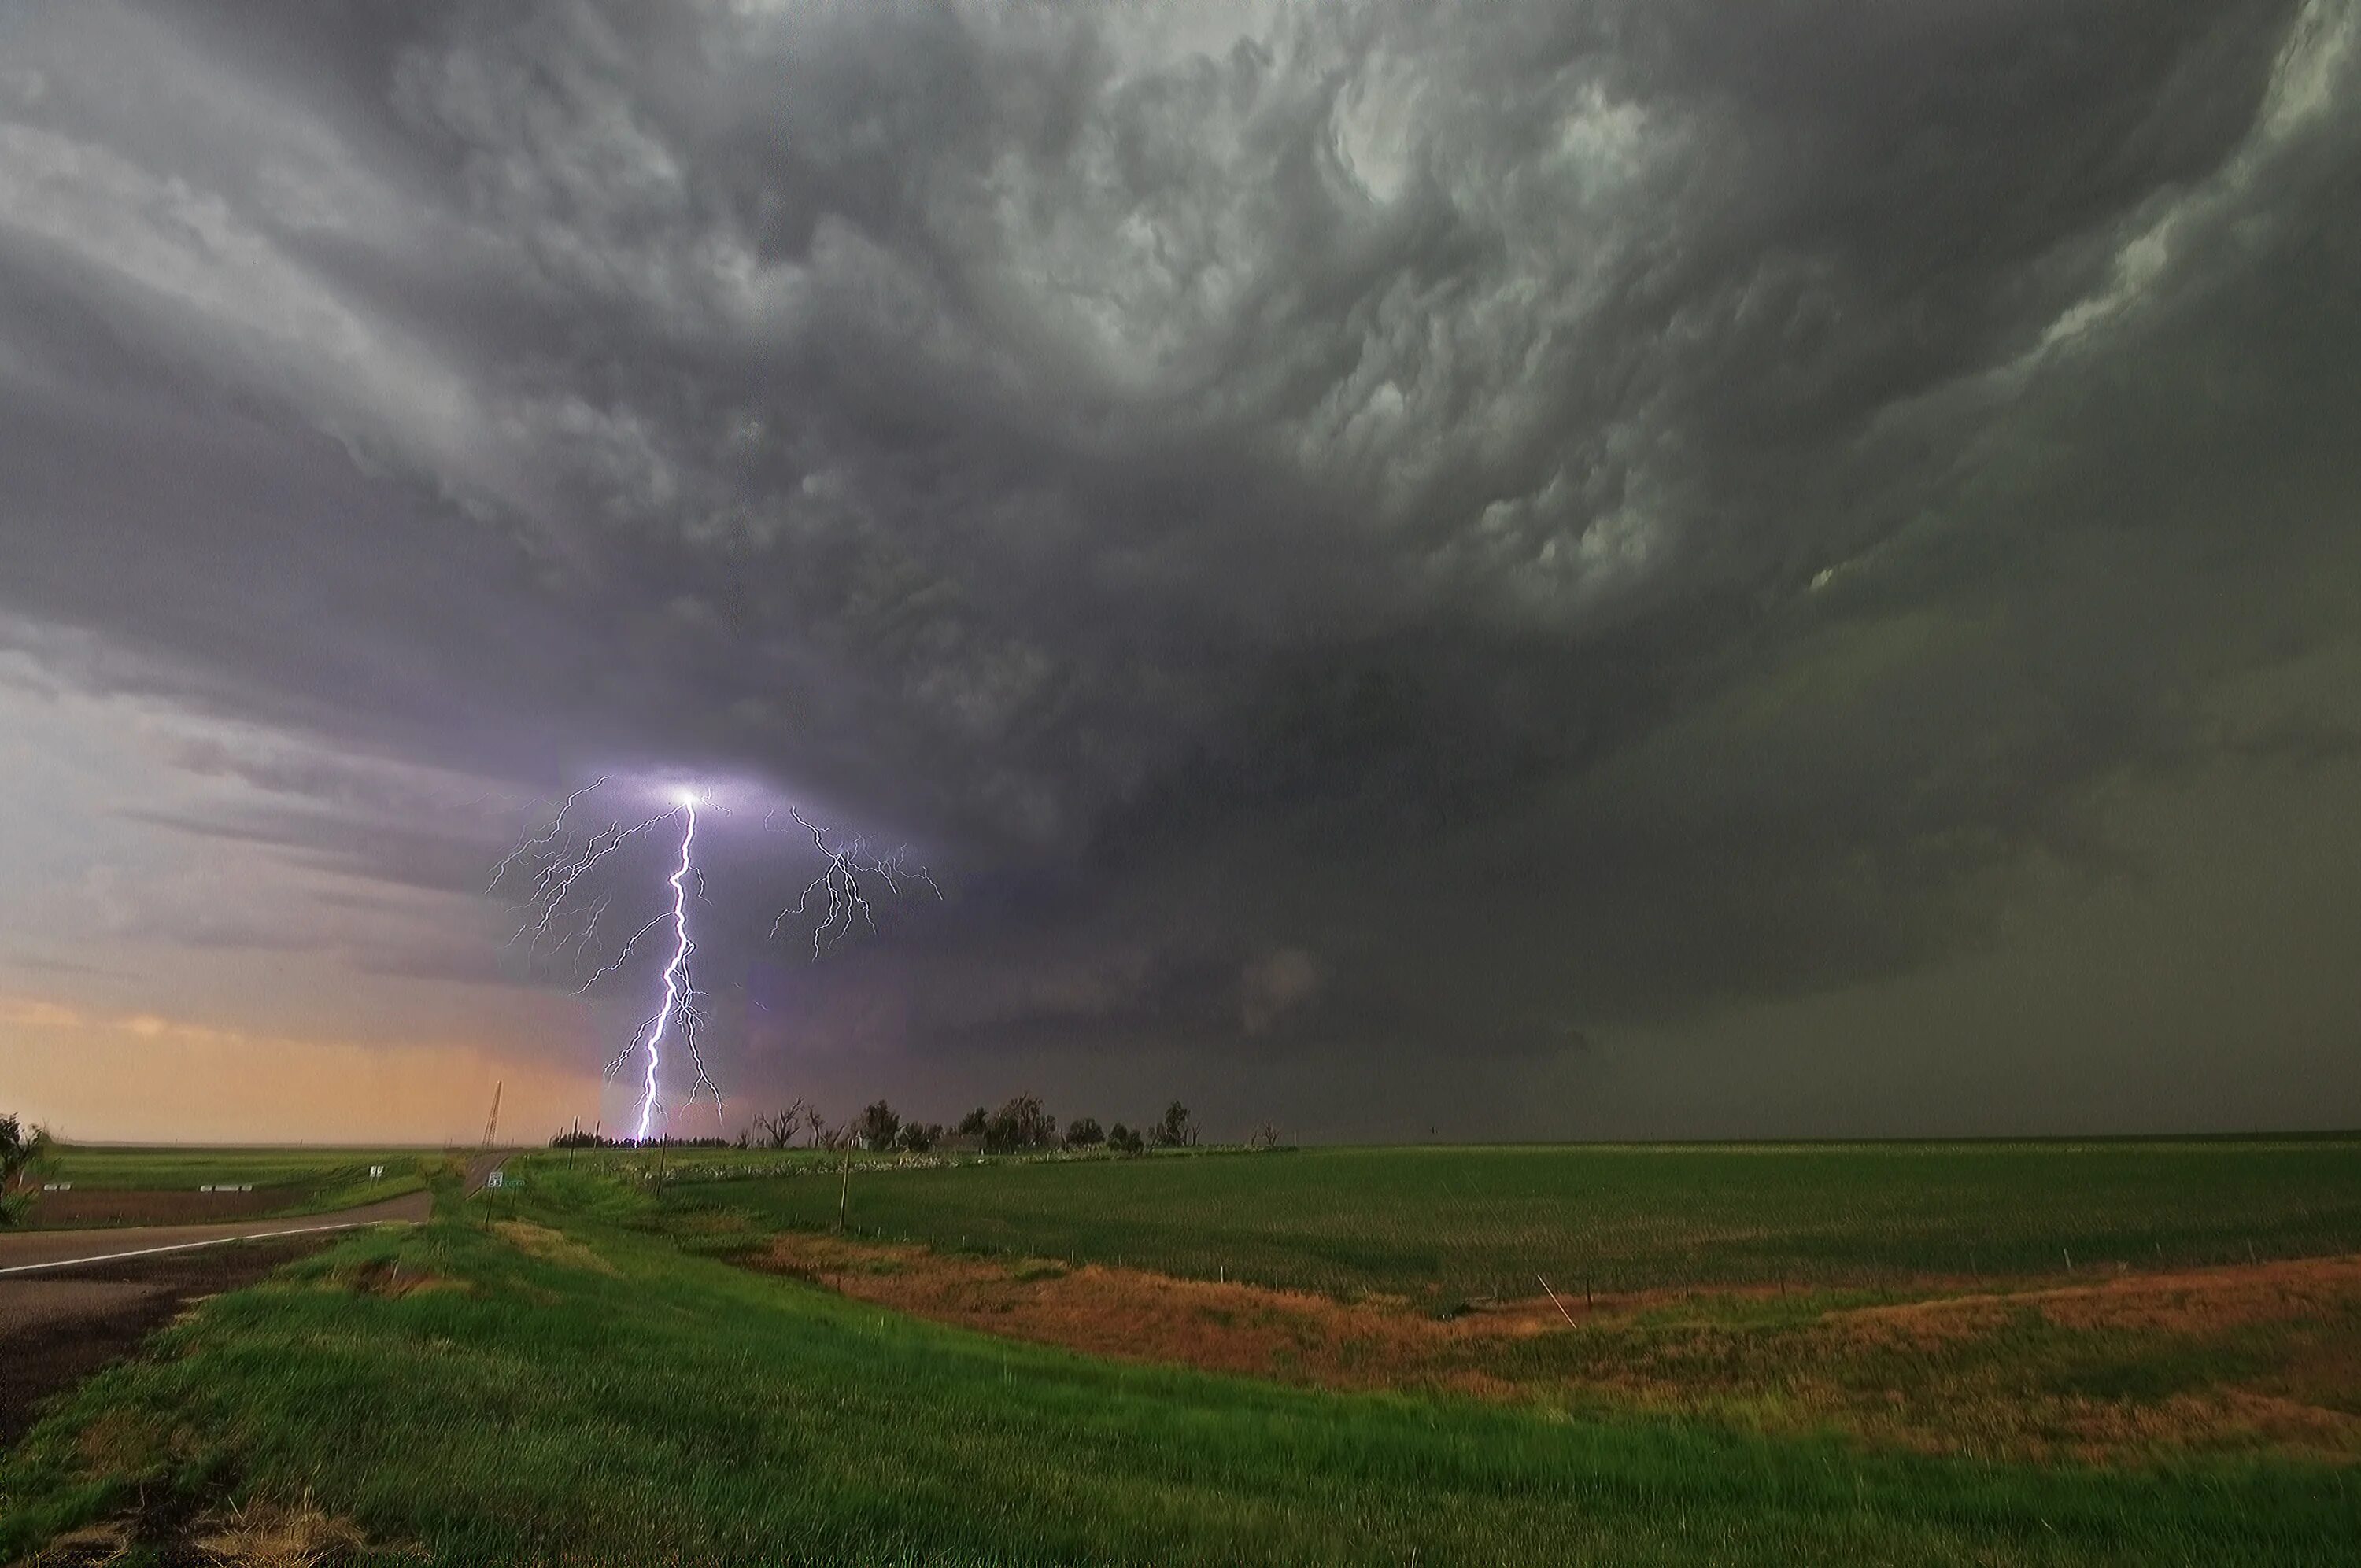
[
  {"left": 368, "top": 1164, "right": 386, "bottom": 1180},
  {"left": 486, "top": 1170, "right": 505, "bottom": 1189}
]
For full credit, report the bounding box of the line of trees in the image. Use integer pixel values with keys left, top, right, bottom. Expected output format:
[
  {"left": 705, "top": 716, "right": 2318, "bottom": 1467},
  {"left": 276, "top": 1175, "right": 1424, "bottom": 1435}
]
[
  {"left": 549, "top": 1129, "right": 730, "bottom": 1149},
  {"left": 545, "top": 1095, "right": 1221, "bottom": 1157}
]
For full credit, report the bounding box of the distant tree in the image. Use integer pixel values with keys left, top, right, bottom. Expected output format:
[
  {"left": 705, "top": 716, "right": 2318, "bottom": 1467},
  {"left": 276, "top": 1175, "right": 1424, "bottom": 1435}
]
[
  {"left": 2, "top": 1114, "right": 50, "bottom": 1184},
  {"left": 549, "top": 1127, "right": 616, "bottom": 1149},
  {"left": 896, "top": 1123, "right": 941, "bottom": 1154},
  {"left": 956, "top": 1106, "right": 990, "bottom": 1138},
  {"left": 1107, "top": 1123, "right": 1144, "bottom": 1155},
  {"left": 1247, "top": 1121, "right": 1281, "bottom": 1151},
  {"left": 1, "top": 1114, "right": 28, "bottom": 1189},
  {"left": 1151, "top": 1101, "right": 1197, "bottom": 1148},
  {"left": 854, "top": 1100, "right": 902, "bottom": 1151},
  {"left": 2, "top": 1115, "right": 51, "bottom": 1223},
  {"left": 802, "top": 1104, "right": 827, "bottom": 1147},
  {"left": 985, "top": 1093, "right": 1056, "bottom": 1152},
  {"left": 1064, "top": 1116, "right": 1104, "bottom": 1147}
]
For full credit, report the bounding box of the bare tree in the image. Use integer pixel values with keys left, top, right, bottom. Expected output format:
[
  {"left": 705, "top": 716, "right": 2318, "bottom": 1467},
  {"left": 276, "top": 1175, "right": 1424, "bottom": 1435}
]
[{"left": 754, "top": 1098, "right": 810, "bottom": 1149}]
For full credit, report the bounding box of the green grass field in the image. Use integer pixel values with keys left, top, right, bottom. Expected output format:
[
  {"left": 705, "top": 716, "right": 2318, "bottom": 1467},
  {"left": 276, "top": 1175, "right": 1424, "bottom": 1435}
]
[
  {"left": 662, "top": 1138, "right": 2361, "bottom": 1298},
  {"left": 4, "top": 1142, "right": 2356, "bottom": 1564}
]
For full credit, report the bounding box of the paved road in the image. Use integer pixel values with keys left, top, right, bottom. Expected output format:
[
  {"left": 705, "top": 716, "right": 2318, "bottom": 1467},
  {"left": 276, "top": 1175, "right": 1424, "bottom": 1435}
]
[{"left": 0, "top": 1190, "right": 433, "bottom": 1277}]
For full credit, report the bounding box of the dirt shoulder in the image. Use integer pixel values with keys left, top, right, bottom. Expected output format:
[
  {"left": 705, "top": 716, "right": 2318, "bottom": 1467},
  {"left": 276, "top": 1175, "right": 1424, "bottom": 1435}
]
[{"left": 749, "top": 1230, "right": 2361, "bottom": 1466}]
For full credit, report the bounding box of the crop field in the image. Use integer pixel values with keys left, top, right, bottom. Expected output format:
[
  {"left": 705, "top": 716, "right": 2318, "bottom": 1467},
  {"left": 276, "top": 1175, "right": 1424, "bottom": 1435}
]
[
  {"left": 3, "top": 1142, "right": 2356, "bottom": 1565},
  {"left": 663, "top": 1138, "right": 2361, "bottom": 1298},
  {"left": 17, "top": 1146, "right": 445, "bottom": 1227}
]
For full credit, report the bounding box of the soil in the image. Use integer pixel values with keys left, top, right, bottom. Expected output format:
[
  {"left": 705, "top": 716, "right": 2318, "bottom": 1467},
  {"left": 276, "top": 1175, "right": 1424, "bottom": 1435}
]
[
  {"left": 0, "top": 1238, "right": 327, "bottom": 1448},
  {"left": 25, "top": 1188, "right": 291, "bottom": 1227}
]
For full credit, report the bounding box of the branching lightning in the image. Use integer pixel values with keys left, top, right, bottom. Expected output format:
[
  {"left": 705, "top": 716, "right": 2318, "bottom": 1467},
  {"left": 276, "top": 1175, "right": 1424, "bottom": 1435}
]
[
  {"left": 768, "top": 805, "right": 944, "bottom": 957},
  {"left": 489, "top": 777, "right": 937, "bottom": 1142}
]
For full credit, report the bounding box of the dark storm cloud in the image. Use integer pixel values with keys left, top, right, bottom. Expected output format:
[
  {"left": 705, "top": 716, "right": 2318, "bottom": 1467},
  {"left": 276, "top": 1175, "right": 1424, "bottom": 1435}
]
[{"left": 4, "top": 0, "right": 2358, "bottom": 1088}]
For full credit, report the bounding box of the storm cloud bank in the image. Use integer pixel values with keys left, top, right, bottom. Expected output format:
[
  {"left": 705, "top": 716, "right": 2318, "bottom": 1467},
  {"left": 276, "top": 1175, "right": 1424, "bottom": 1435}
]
[{"left": 5, "top": 1, "right": 2359, "bottom": 1135}]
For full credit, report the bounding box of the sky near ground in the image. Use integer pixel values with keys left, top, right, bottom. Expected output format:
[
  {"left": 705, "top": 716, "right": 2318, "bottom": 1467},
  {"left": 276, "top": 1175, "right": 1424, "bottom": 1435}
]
[{"left": 3, "top": 0, "right": 2359, "bottom": 1145}]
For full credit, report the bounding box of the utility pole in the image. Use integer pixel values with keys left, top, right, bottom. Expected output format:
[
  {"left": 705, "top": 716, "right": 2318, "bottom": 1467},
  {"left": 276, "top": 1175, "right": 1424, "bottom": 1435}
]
[{"left": 482, "top": 1080, "right": 503, "bottom": 1148}]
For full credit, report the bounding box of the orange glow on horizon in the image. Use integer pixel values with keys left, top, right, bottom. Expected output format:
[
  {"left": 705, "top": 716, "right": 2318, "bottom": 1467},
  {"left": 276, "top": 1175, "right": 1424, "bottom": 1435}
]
[{"left": 2, "top": 993, "right": 610, "bottom": 1145}]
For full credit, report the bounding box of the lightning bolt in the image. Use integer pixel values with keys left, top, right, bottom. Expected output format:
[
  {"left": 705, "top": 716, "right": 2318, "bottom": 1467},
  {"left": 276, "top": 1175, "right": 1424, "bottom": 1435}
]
[
  {"left": 493, "top": 780, "right": 721, "bottom": 1141},
  {"left": 626, "top": 791, "right": 696, "bottom": 1140},
  {"left": 593, "top": 791, "right": 725, "bottom": 1141}
]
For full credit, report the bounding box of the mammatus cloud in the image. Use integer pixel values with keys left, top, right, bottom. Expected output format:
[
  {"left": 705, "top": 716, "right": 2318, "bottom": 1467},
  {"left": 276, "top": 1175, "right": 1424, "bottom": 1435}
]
[{"left": 3, "top": 0, "right": 2359, "bottom": 1134}]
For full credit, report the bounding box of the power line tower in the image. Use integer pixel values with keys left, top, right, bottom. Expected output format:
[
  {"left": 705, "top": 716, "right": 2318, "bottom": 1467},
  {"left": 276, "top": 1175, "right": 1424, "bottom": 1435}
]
[{"left": 482, "top": 1079, "right": 503, "bottom": 1148}]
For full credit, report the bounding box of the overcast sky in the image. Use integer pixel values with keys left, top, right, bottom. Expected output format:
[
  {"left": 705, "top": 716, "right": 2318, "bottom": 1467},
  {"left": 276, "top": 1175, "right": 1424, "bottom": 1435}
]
[{"left": 5, "top": 0, "right": 2359, "bottom": 1143}]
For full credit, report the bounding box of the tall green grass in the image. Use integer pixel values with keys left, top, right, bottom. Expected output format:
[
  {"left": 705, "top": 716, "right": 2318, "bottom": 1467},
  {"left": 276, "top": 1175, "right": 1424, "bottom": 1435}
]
[
  {"left": 2, "top": 1170, "right": 2354, "bottom": 1566},
  {"left": 664, "top": 1139, "right": 2361, "bottom": 1297}
]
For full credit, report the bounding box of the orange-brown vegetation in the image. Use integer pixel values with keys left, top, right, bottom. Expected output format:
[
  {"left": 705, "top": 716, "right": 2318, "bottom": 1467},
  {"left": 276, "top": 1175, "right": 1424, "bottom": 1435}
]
[{"left": 753, "top": 1232, "right": 2361, "bottom": 1465}]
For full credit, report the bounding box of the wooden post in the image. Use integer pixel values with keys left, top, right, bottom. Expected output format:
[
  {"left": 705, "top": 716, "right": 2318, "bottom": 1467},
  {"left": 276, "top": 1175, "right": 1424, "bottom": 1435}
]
[{"left": 837, "top": 1149, "right": 851, "bottom": 1232}]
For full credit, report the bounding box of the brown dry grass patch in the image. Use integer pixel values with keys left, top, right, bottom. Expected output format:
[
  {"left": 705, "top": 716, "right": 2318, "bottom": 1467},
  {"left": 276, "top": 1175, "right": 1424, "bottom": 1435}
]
[
  {"left": 1840, "top": 1254, "right": 2361, "bottom": 1341},
  {"left": 331, "top": 1259, "right": 470, "bottom": 1299},
  {"left": 20, "top": 1521, "right": 132, "bottom": 1566},
  {"left": 20, "top": 1495, "right": 374, "bottom": 1568},
  {"left": 494, "top": 1219, "right": 619, "bottom": 1277},
  {"left": 66, "top": 1410, "right": 200, "bottom": 1479},
  {"left": 193, "top": 1494, "right": 367, "bottom": 1566}
]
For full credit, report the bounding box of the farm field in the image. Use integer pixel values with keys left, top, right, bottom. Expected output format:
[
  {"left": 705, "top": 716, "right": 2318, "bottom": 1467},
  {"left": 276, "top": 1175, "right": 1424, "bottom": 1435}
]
[
  {"left": 662, "top": 1138, "right": 2361, "bottom": 1298},
  {"left": 2, "top": 1142, "right": 2356, "bottom": 1565},
  {"left": 15, "top": 1146, "right": 447, "bottom": 1227}
]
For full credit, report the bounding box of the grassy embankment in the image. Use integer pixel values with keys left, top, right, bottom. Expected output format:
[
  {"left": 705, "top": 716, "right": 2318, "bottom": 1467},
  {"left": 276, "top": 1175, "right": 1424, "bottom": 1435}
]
[
  {"left": 3, "top": 1156, "right": 2356, "bottom": 1564},
  {"left": 0, "top": 1147, "right": 2352, "bottom": 1558}
]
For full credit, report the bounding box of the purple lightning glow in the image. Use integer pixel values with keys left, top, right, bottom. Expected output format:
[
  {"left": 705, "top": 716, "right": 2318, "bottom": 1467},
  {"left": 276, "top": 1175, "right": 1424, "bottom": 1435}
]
[{"left": 490, "top": 777, "right": 936, "bottom": 1141}]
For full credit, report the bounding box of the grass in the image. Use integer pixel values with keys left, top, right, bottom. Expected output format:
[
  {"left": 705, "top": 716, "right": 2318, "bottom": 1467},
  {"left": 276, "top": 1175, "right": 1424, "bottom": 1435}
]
[
  {"left": 4, "top": 1164, "right": 2357, "bottom": 1566},
  {"left": 661, "top": 1138, "right": 2361, "bottom": 1299}
]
